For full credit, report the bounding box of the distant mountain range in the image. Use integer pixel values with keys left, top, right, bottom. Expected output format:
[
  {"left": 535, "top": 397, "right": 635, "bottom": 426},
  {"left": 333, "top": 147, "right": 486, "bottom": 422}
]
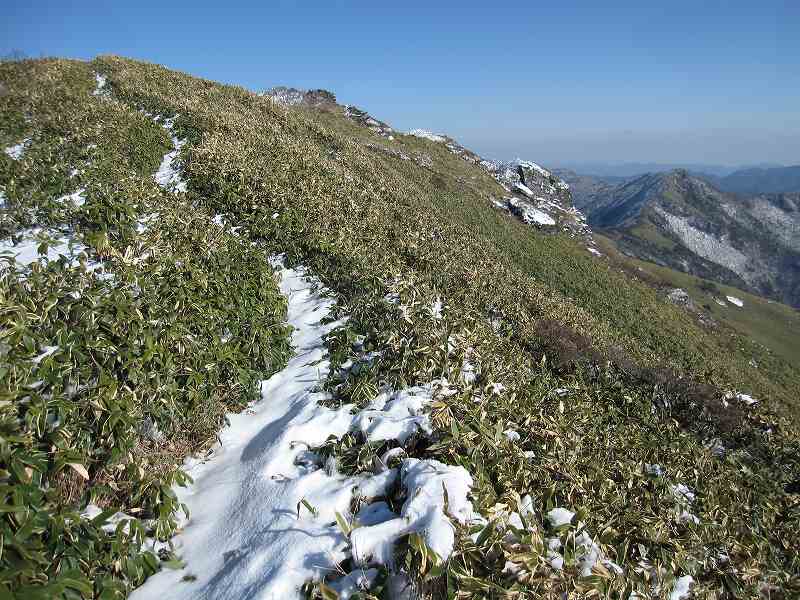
[
  {"left": 555, "top": 168, "right": 800, "bottom": 307},
  {"left": 553, "top": 161, "right": 786, "bottom": 179},
  {"left": 556, "top": 164, "right": 800, "bottom": 195},
  {"left": 709, "top": 165, "right": 800, "bottom": 195}
]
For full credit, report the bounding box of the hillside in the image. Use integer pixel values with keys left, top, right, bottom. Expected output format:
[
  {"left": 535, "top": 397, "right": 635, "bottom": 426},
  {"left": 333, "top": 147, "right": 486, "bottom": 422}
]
[
  {"left": 591, "top": 235, "right": 800, "bottom": 368},
  {"left": 1, "top": 57, "right": 799, "bottom": 599}
]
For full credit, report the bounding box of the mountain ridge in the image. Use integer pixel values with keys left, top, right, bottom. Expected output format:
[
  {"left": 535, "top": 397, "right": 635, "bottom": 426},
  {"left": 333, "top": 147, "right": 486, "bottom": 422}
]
[{"left": 568, "top": 168, "right": 800, "bottom": 307}]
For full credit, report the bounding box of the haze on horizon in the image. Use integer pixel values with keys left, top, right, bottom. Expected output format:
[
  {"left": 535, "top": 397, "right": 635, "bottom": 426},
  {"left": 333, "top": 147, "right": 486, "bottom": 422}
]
[{"left": 3, "top": 0, "right": 798, "bottom": 167}]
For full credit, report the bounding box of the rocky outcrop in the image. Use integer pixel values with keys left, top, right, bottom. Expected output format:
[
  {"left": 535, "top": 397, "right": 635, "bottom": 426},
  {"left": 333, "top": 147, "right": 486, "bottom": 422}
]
[
  {"left": 666, "top": 288, "right": 694, "bottom": 309},
  {"left": 484, "top": 159, "right": 589, "bottom": 237},
  {"left": 344, "top": 105, "right": 395, "bottom": 138},
  {"left": 262, "top": 86, "right": 338, "bottom": 109}
]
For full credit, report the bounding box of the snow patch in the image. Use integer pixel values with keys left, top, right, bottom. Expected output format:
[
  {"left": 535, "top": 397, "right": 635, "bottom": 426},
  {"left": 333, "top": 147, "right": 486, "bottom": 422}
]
[
  {"left": 546, "top": 507, "right": 574, "bottom": 528},
  {"left": 513, "top": 158, "right": 551, "bottom": 178},
  {"left": 514, "top": 182, "right": 535, "bottom": 198},
  {"left": 725, "top": 295, "right": 743, "bottom": 307},
  {"left": 645, "top": 463, "right": 664, "bottom": 477},
  {"left": 670, "top": 575, "right": 694, "bottom": 600},
  {"left": 408, "top": 129, "right": 446, "bottom": 143},
  {"left": 507, "top": 198, "right": 556, "bottom": 226},
  {"left": 82, "top": 503, "right": 134, "bottom": 533},
  {"left": 671, "top": 483, "right": 699, "bottom": 524},
  {"left": 57, "top": 188, "right": 86, "bottom": 207},
  {"left": 32, "top": 345, "right": 59, "bottom": 364},
  {"left": 92, "top": 73, "right": 109, "bottom": 97},
  {"left": 351, "top": 385, "right": 435, "bottom": 443},
  {"left": 0, "top": 228, "right": 87, "bottom": 268},
  {"left": 724, "top": 391, "right": 758, "bottom": 406},
  {"left": 4, "top": 139, "right": 30, "bottom": 160},
  {"left": 657, "top": 207, "right": 754, "bottom": 284},
  {"left": 351, "top": 458, "right": 481, "bottom": 566},
  {"left": 328, "top": 569, "right": 380, "bottom": 599}
]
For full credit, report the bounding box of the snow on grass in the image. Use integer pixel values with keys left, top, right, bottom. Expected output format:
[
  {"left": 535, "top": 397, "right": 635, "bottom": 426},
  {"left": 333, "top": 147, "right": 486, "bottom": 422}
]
[
  {"left": 587, "top": 247, "right": 602, "bottom": 257},
  {"left": 726, "top": 295, "right": 743, "bottom": 307},
  {"left": 0, "top": 228, "right": 87, "bottom": 268},
  {"left": 131, "top": 261, "right": 481, "bottom": 599},
  {"left": 327, "top": 569, "right": 379, "bottom": 599},
  {"left": 32, "top": 345, "right": 59, "bottom": 364},
  {"left": 669, "top": 575, "right": 694, "bottom": 600},
  {"left": 724, "top": 391, "right": 758, "bottom": 406},
  {"left": 351, "top": 385, "right": 437, "bottom": 442},
  {"left": 737, "top": 393, "right": 757, "bottom": 406},
  {"left": 431, "top": 296, "right": 443, "bottom": 319},
  {"left": 82, "top": 504, "right": 134, "bottom": 534},
  {"left": 351, "top": 458, "right": 482, "bottom": 566},
  {"left": 670, "top": 483, "right": 699, "bottom": 525},
  {"left": 136, "top": 212, "right": 160, "bottom": 234},
  {"left": 57, "top": 188, "right": 86, "bottom": 207},
  {"left": 505, "top": 501, "right": 621, "bottom": 578},
  {"left": 92, "top": 73, "right": 110, "bottom": 97},
  {"left": 645, "top": 463, "right": 664, "bottom": 477},
  {"left": 151, "top": 116, "right": 187, "bottom": 193},
  {"left": 408, "top": 129, "right": 446, "bottom": 143},
  {"left": 4, "top": 138, "right": 30, "bottom": 160},
  {"left": 714, "top": 298, "right": 727, "bottom": 307}
]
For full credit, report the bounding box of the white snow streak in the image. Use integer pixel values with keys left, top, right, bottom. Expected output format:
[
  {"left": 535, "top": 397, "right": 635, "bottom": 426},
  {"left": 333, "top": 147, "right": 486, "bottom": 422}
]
[
  {"left": 726, "top": 295, "right": 743, "bottom": 308},
  {"left": 407, "top": 129, "right": 446, "bottom": 143},
  {"left": 150, "top": 115, "right": 187, "bottom": 193},
  {"left": 57, "top": 188, "right": 86, "bottom": 207}
]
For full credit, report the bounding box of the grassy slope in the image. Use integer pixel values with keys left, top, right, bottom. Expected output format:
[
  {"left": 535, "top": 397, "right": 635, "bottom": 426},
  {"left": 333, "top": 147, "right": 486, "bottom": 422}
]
[
  {"left": 2, "top": 57, "right": 799, "bottom": 598},
  {"left": 291, "top": 98, "right": 800, "bottom": 419},
  {"left": 594, "top": 234, "right": 800, "bottom": 368},
  {"left": 0, "top": 59, "right": 291, "bottom": 598}
]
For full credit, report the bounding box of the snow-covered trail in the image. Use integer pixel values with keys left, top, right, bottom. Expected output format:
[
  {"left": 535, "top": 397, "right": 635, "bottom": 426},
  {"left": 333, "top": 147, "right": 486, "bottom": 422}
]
[
  {"left": 132, "top": 262, "right": 480, "bottom": 599},
  {"left": 152, "top": 116, "right": 187, "bottom": 193},
  {"left": 132, "top": 264, "right": 355, "bottom": 599}
]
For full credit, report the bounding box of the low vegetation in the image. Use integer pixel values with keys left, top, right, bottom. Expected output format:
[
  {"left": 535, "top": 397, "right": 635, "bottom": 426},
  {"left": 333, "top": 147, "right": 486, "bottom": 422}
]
[
  {"left": 1, "top": 57, "right": 798, "bottom": 598},
  {"left": 594, "top": 233, "right": 800, "bottom": 371}
]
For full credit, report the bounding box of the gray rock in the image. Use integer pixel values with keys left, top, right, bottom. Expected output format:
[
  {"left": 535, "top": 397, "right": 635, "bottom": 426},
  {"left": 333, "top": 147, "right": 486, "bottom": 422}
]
[{"left": 666, "top": 288, "right": 693, "bottom": 308}]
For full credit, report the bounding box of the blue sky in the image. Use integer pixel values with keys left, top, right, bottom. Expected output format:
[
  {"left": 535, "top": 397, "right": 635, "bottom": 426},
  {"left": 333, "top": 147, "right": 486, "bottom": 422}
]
[{"left": 3, "top": 1, "right": 799, "bottom": 166}]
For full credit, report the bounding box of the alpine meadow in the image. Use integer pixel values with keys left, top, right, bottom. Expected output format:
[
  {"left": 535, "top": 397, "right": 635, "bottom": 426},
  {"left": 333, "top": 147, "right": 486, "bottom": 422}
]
[{"left": 1, "top": 55, "right": 798, "bottom": 600}]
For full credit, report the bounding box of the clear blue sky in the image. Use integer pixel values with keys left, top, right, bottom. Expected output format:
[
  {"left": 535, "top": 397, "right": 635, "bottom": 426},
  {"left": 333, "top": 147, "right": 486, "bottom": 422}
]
[{"left": 3, "top": 1, "right": 799, "bottom": 166}]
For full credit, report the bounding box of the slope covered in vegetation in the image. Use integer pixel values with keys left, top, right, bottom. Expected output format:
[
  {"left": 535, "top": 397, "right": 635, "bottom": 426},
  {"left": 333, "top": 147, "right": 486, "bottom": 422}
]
[{"left": 1, "top": 57, "right": 798, "bottom": 599}]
